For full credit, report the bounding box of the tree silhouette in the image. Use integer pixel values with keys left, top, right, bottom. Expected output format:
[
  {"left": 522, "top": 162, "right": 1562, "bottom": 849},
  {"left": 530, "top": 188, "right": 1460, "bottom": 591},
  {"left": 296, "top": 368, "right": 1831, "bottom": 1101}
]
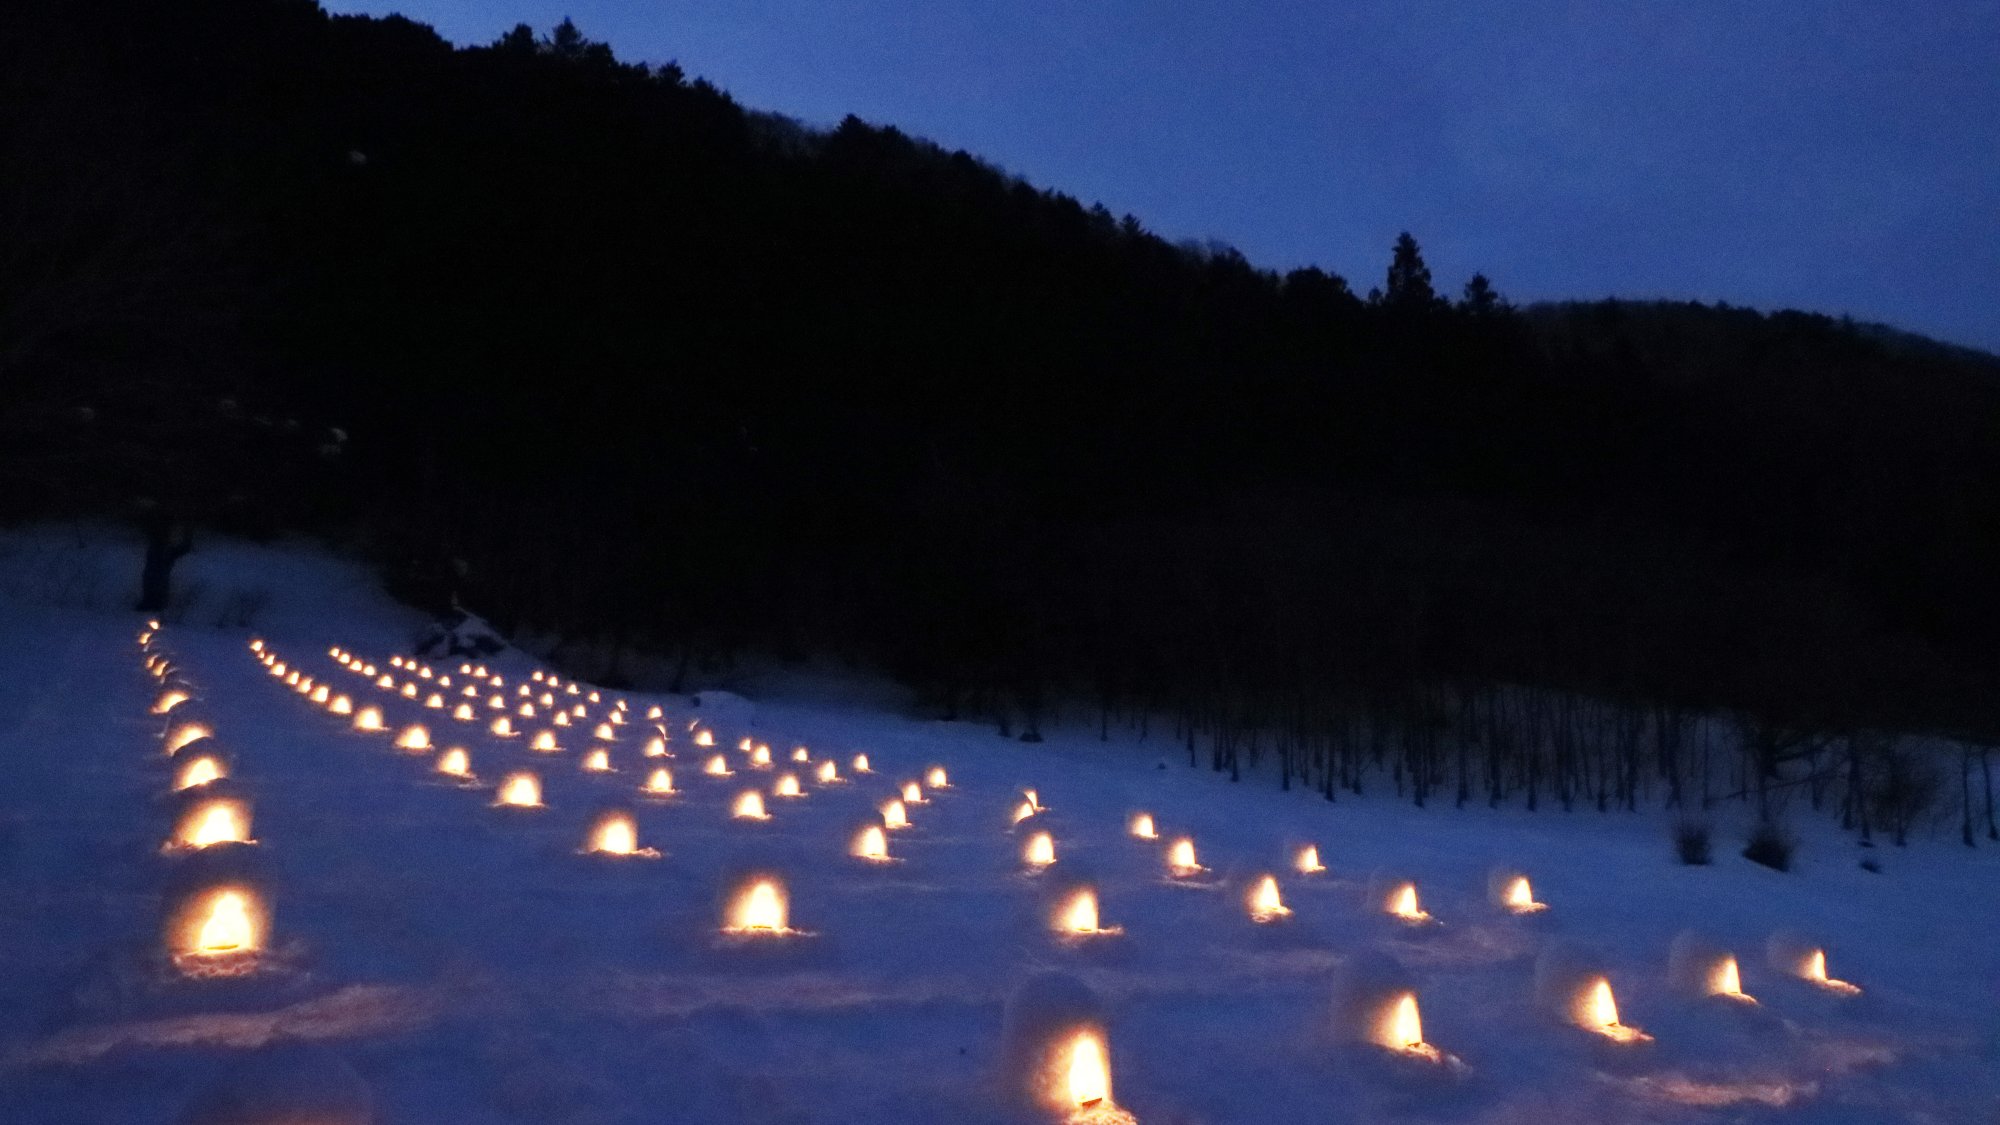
[{"left": 1383, "top": 232, "right": 1440, "bottom": 311}]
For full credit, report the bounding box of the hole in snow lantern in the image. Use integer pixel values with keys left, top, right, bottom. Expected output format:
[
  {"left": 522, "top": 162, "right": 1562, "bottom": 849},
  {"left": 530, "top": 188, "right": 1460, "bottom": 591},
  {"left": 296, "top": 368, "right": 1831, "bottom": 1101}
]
[
  {"left": 517, "top": 703, "right": 536, "bottom": 718},
  {"left": 494, "top": 772, "right": 542, "bottom": 808},
  {"left": 1128, "top": 813, "right": 1157, "bottom": 840},
  {"left": 564, "top": 683, "right": 578, "bottom": 695},
  {"left": 773, "top": 773, "right": 803, "bottom": 798},
  {"left": 517, "top": 685, "right": 531, "bottom": 698},
  {"left": 588, "top": 691, "right": 600, "bottom": 703},
  {"left": 732, "top": 790, "right": 770, "bottom": 820},
  {"left": 552, "top": 713, "right": 570, "bottom": 727},
  {"left": 569, "top": 704, "right": 586, "bottom": 718},
  {"left": 374, "top": 675, "right": 393, "bottom": 690},
  {"left": 1001, "top": 973, "right": 1128, "bottom": 1120},
  {"left": 394, "top": 725, "right": 431, "bottom": 751},
  {"left": 1248, "top": 875, "right": 1291, "bottom": 922},
  {"left": 704, "top": 755, "right": 732, "bottom": 777},
  {"left": 293, "top": 677, "right": 314, "bottom": 695},
  {"left": 792, "top": 746, "right": 810, "bottom": 763},
  {"left": 1023, "top": 789, "right": 1043, "bottom": 811},
  {"left": 153, "top": 689, "right": 192, "bottom": 715},
  {"left": 1331, "top": 953, "right": 1447, "bottom": 1061},
  {"left": 269, "top": 662, "right": 287, "bottom": 678},
  {"left": 1535, "top": 943, "right": 1650, "bottom": 1042},
  {"left": 360, "top": 664, "right": 376, "bottom": 677},
  {"left": 353, "top": 707, "right": 383, "bottom": 733},
  {"left": 1668, "top": 931, "right": 1755, "bottom": 1003},
  {"left": 694, "top": 729, "right": 715, "bottom": 748},
  {"left": 399, "top": 683, "right": 417, "bottom": 699},
  {"left": 1012, "top": 800, "right": 1038, "bottom": 826},
  {"left": 749, "top": 745, "right": 772, "bottom": 768},
  {"left": 330, "top": 695, "right": 353, "bottom": 715},
  {"left": 722, "top": 876, "right": 793, "bottom": 935},
  {"left": 538, "top": 692, "right": 554, "bottom": 707},
  {"left": 453, "top": 703, "right": 475, "bottom": 721},
  {"left": 852, "top": 753, "right": 872, "bottom": 774},
  {"left": 171, "top": 798, "right": 253, "bottom": 850},
  {"left": 249, "top": 639, "right": 263, "bottom": 652},
  {"left": 531, "top": 670, "right": 543, "bottom": 682},
  {"left": 418, "top": 666, "right": 433, "bottom": 679},
  {"left": 530, "top": 730, "right": 560, "bottom": 753},
  {"left": 311, "top": 685, "right": 330, "bottom": 704},
  {"left": 1766, "top": 931, "right": 1861, "bottom": 995},
  {"left": 880, "top": 798, "right": 909, "bottom": 830},
  {"left": 165, "top": 722, "right": 212, "bottom": 757},
  {"left": 583, "top": 811, "right": 656, "bottom": 857},
  {"left": 1368, "top": 875, "right": 1431, "bottom": 922},
  {"left": 176, "top": 755, "right": 226, "bottom": 789},
  {"left": 284, "top": 671, "right": 301, "bottom": 687},
  {"left": 1296, "top": 844, "right": 1327, "bottom": 874},
  {"left": 1165, "top": 838, "right": 1205, "bottom": 878},
  {"left": 490, "top": 717, "right": 515, "bottom": 738},
  {"left": 593, "top": 722, "right": 615, "bottom": 741},
  {"left": 581, "top": 748, "right": 611, "bottom": 773},
  {"left": 852, "top": 824, "right": 890, "bottom": 862},
  {"left": 900, "top": 781, "right": 924, "bottom": 804},
  {"left": 646, "top": 706, "right": 663, "bottom": 720},
  {"left": 487, "top": 694, "right": 504, "bottom": 710},
  {"left": 169, "top": 884, "right": 268, "bottom": 970},
  {"left": 926, "top": 766, "right": 949, "bottom": 789},
  {"left": 642, "top": 767, "right": 675, "bottom": 795},
  {"left": 391, "top": 656, "right": 404, "bottom": 668},
  {"left": 609, "top": 710, "right": 625, "bottom": 725},
  {"left": 816, "top": 760, "right": 840, "bottom": 784},
  {"left": 642, "top": 736, "right": 669, "bottom": 758},
  {"left": 435, "top": 747, "right": 473, "bottom": 779},
  {"left": 1489, "top": 870, "right": 1546, "bottom": 914},
  {"left": 462, "top": 684, "right": 478, "bottom": 697},
  {"left": 424, "top": 694, "right": 444, "bottom": 709},
  {"left": 1024, "top": 831, "right": 1057, "bottom": 868}
]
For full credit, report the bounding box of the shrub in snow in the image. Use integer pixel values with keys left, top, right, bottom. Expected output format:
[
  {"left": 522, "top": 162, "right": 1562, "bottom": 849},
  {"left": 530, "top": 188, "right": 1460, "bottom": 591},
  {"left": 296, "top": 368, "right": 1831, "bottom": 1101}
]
[
  {"left": 1673, "top": 819, "right": 1712, "bottom": 866},
  {"left": 414, "top": 607, "right": 506, "bottom": 659},
  {"left": 1742, "top": 820, "right": 1795, "bottom": 871},
  {"left": 1667, "top": 929, "right": 1753, "bottom": 1001},
  {"left": 1001, "top": 972, "right": 1123, "bottom": 1118},
  {"left": 174, "top": 1045, "right": 372, "bottom": 1125}
]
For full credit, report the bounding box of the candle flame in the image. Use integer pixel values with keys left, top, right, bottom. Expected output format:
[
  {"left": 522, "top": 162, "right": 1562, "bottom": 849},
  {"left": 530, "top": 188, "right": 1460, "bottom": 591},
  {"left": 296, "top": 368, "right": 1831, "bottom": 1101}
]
[
  {"left": 1167, "top": 837, "right": 1201, "bottom": 876},
  {"left": 880, "top": 799, "right": 909, "bottom": 829},
  {"left": 725, "top": 878, "right": 790, "bottom": 934},
  {"left": 191, "top": 889, "right": 258, "bottom": 955},
  {"left": 1296, "top": 844, "right": 1325, "bottom": 873},
  {"left": 495, "top": 772, "right": 542, "bottom": 807},
  {"left": 395, "top": 724, "right": 430, "bottom": 751},
  {"left": 353, "top": 707, "right": 383, "bottom": 732},
  {"left": 733, "top": 790, "right": 769, "bottom": 820},
  {"left": 704, "top": 753, "right": 732, "bottom": 776},
  {"left": 851, "top": 753, "right": 871, "bottom": 773},
  {"left": 643, "top": 767, "right": 674, "bottom": 794},
  {"left": 1504, "top": 875, "right": 1544, "bottom": 912},
  {"left": 1024, "top": 831, "right": 1056, "bottom": 867},
  {"left": 176, "top": 756, "right": 224, "bottom": 789},
  {"left": 1248, "top": 875, "right": 1289, "bottom": 921},
  {"left": 816, "top": 759, "right": 839, "bottom": 783},
  {"left": 852, "top": 824, "right": 890, "bottom": 861},
  {"left": 436, "top": 747, "right": 471, "bottom": 777},
  {"left": 1065, "top": 1031, "right": 1111, "bottom": 1109},
  {"left": 1128, "top": 812, "right": 1156, "bottom": 839}
]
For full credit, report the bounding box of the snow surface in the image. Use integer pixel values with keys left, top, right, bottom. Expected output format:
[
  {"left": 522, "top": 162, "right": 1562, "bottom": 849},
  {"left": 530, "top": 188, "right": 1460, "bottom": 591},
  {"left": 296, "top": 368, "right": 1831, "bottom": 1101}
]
[{"left": 2, "top": 527, "right": 1998, "bottom": 1123}]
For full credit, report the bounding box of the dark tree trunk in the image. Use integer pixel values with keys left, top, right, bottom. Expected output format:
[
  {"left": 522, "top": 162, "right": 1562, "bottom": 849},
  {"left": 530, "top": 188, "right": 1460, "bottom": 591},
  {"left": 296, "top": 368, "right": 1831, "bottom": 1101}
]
[{"left": 136, "top": 516, "right": 192, "bottom": 612}]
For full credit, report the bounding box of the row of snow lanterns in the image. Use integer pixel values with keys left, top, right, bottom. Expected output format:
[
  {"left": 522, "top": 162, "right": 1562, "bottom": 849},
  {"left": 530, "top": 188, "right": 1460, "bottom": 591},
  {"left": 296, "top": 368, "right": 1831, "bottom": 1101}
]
[{"left": 143, "top": 626, "right": 269, "bottom": 976}]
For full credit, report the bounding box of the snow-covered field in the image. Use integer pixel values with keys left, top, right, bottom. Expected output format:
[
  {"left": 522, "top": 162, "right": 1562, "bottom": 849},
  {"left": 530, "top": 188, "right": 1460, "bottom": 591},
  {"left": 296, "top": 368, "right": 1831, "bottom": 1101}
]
[{"left": 1, "top": 529, "right": 1996, "bottom": 1124}]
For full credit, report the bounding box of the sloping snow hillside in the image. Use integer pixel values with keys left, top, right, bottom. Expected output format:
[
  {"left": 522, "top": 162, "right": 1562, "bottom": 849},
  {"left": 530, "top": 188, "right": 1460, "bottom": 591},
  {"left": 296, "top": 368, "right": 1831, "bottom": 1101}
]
[{"left": 1, "top": 528, "right": 1996, "bottom": 1123}]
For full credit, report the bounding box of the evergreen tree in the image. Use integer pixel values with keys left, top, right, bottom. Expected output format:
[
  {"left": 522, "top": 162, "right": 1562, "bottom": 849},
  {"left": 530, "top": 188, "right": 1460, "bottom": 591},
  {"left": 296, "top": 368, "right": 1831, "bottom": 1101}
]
[{"left": 1383, "top": 231, "right": 1439, "bottom": 311}]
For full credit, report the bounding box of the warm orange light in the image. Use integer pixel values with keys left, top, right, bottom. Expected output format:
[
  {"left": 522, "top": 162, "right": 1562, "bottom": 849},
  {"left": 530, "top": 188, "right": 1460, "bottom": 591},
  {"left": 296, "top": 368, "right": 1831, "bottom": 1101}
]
[
  {"left": 1023, "top": 789, "right": 1042, "bottom": 811},
  {"left": 1707, "top": 956, "right": 1752, "bottom": 1001},
  {"left": 1248, "top": 875, "right": 1290, "bottom": 922},
  {"left": 530, "top": 730, "right": 560, "bottom": 752},
  {"left": 1367, "top": 992, "right": 1440, "bottom": 1059},
  {"left": 880, "top": 798, "right": 909, "bottom": 829},
  {"left": 391, "top": 656, "right": 405, "bottom": 668},
  {"left": 901, "top": 780, "right": 924, "bottom": 804},
  {"left": 792, "top": 746, "right": 811, "bottom": 763},
  {"left": 816, "top": 760, "right": 839, "bottom": 784},
  {"left": 284, "top": 670, "right": 301, "bottom": 686},
  {"left": 926, "top": 766, "right": 949, "bottom": 789},
  {"left": 353, "top": 706, "right": 384, "bottom": 732},
  {"left": 188, "top": 888, "right": 260, "bottom": 956},
  {"left": 152, "top": 689, "right": 190, "bottom": 715},
  {"left": 1024, "top": 831, "right": 1057, "bottom": 867},
  {"left": 552, "top": 712, "right": 570, "bottom": 727},
  {"left": 852, "top": 824, "right": 890, "bottom": 861},
  {"left": 724, "top": 878, "right": 791, "bottom": 934},
  {"left": 330, "top": 694, "right": 353, "bottom": 715},
  {"left": 704, "top": 754, "right": 731, "bottom": 776},
  {"left": 774, "top": 773, "right": 803, "bottom": 798},
  {"left": 581, "top": 748, "right": 611, "bottom": 772},
  {"left": 1503, "top": 875, "right": 1544, "bottom": 912},
  {"left": 851, "top": 753, "right": 872, "bottom": 773},
  {"left": 453, "top": 703, "right": 475, "bottom": 721},
  {"left": 1574, "top": 977, "right": 1649, "bottom": 1042},
  {"left": 1387, "top": 882, "right": 1430, "bottom": 922},
  {"left": 311, "top": 684, "right": 330, "bottom": 704},
  {"left": 249, "top": 639, "right": 264, "bottom": 652},
  {"left": 643, "top": 736, "right": 668, "bottom": 757},
  {"left": 174, "top": 799, "right": 251, "bottom": 849},
  {"left": 1013, "top": 801, "right": 1037, "bottom": 825},
  {"left": 569, "top": 703, "right": 586, "bottom": 718},
  {"left": 1800, "top": 948, "right": 1862, "bottom": 995},
  {"left": 165, "top": 722, "right": 211, "bottom": 756},
  {"left": 176, "top": 756, "right": 224, "bottom": 789},
  {"left": 642, "top": 767, "right": 674, "bottom": 795},
  {"left": 1128, "top": 812, "right": 1157, "bottom": 839},
  {"left": 1296, "top": 844, "right": 1326, "bottom": 874},
  {"left": 424, "top": 693, "right": 444, "bottom": 709},
  {"left": 593, "top": 722, "right": 615, "bottom": 741},
  {"left": 518, "top": 702, "right": 536, "bottom": 718},
  {"left": 400, "top": 683, "right": 418, "bottom": 699},
  {"left": 375, "top": 674, "right": 394, "bottom": 689},
  {"left": 584, "top": 812, "right": 655, "bottom": 857},
  {"left": 646, "top": 706, "right": 663, "bottom": 720},
  {"left": 1064, "top": 1031, "right": 1112, "bottom": 1110},
  {"left": 694, "top": 729, "right": 715, "bottom": 747},
  {"left": 495, "top": 772, "right": 542, "bottom": 807},
  {"left": 749, "top": 745, "right": 772, "bottom": 768},
  {"left": 491, "top": 716, "right": 515, "bottom": 737},
  {"left": 436, "top": 747, "right": 472, "bottom": 778},
  {"left": 487, "top": 694, "right": 505, "bottom": 710},
  {"left": 539, "top": 692, "right": 555, "bottom": 707},
  {"left": 1166, "top": 837, "right": 1203, "bottom": 877},
  {"left": 395, "top": 724, "right": 431, "bottom": 751},
  {"left": 732, "top": 790, "right": 770, "bottom": 820},
  {"left": 1055, "top": 888, "right": 1117, "bottom": 935}
]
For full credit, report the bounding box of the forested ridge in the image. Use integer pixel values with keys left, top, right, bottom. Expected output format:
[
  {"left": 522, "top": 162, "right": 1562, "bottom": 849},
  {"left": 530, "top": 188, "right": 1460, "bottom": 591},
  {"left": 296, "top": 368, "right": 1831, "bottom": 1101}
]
[{"left": 7, "top": 0, "right": 2000, "bottom": 833}]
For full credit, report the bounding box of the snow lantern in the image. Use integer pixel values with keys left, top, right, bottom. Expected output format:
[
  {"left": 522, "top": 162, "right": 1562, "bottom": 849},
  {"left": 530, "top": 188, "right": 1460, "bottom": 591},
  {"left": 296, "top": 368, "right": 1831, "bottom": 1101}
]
[
  {"left": 900, "top": 781, "right": 925, "bottom": 805},
  {"left": 374, "top": 674, "right": 393, "bottom": 690},
  {"left": 176, "top": 755, "right": 226, "bottom": 790},
  {"left": 722, "top": 875, "right": 795, "bottom": 935},
  {"left": 153, "top": 688, "right": 192, "bottom": 715},
  {"left": 593, "top": 722, "right": 615, "bottom": 741},
  {"left": 926, "top": 766, "right": 950, "bottom": 789},
  {"left": 1052, "top": 885, "right": 1119, "bottom": 937},
  {"left": 424, "top": 693, "right": 444, "bottom": 709},
  {"left": 170, "top": 798, "right": 254, "bottom": 850},
  {"left": 394, "top": 724, "right": 431, "bottom": 752},
  {"left": 1668, "top": 930, "right": 1755, "bottom": 1003},
  {"left": 816, "top": 760, "right": 840, "bottom": 784},
  {"left": 1295, "top": 844, "right": 1327, "bottom": 874},
  {"left": 773, "top": 773, "right": 803, "bottom": 798},
  {"left": 642, "top": 736, "right": 669, "bottom": 758},
  {"left": 399, "top": 683, "right": 417, "bottom": 699},
  {"left": 1331, "top": 953, "right": 1442, "bottom": 1061},
  {"left": 646, "top": 706, "right": 663, "bottom": 720},
  {"left": 1368, "top": 874, "right": 1431, "bottom": 923},
  {"left": 642, "top": 767, "right": 675, "bottom": 796},
  {"left": 1489, "top": 869, "right": 1546, "bottom": 914},
  {"left": 581, "top": 747, "right": 612, "bottom": 772},
  {"left": 165, "top": 721, "right": 213, "bottom": 757},
  {"left": 880, "top": 798, "right": 910, "bottom": 830},
  {"left": 352, "top": 706, "right": 383, "bottom": 733},
  {"left": 704, "top": 754, "right": 732, "bottom": 777},
  {"left": 1001, "top": 973, "right": 1128, "bottom": 1120},
  {"left": 749, "top": 745, "right": 772, "bottom": 769},
  {"left": 1012, "top": 800, "right": 1038, "bottom": 826},
  {"left": 792, "top": 746, "right": 811, "bottom": 763},
  {"left": 1165, "top": 837, "right": 1205, "bottom": 878},
  {"left": 1765, "top": 931, "right": 1861, "bottom": 995},
  {"left": 166, "top": 883, "right": 269, "bottom": 971},
  {"left": 248, "top": 639, "right": 262, "bottom": 653},
  {"left": 435, "top": 747, "right": 473, "bottom": 780},
  {"left": 1535, "top": 943, "right": 1649, "bottom": 1042},
  {"left": 490, "top": 716, "right": 516, "bottom": 738},
  {"left": 568, "top": 703, "right": 585, "bottom": 718},
  {"left": 732, "top": 790, "right": 770, "bottom": 820},
  {"left": 390, "top": 656, "right": 405, "bottom": 668},
  {"left": 1247, "top": 875, "right": 1291, "bottom": 922},
  {"left": 583, "top": 811, "right": 656, "bottom": 857},
  {"left": 329, "top": 695, "right": 353, "bottom": 715},
  {"left": 487, "top": 694, "right": 505, "bottom": 710},
  {"left": 552, "top": 712, "right": 571, "bottom": 728},
  {"left": 693, "top": 729, "right": 715, "bottom": 748},
  {"left": 453, "top": 703, "right": 475, "bottom": 721},
  {"left": 311, "top": 685, "right": 330, "bottom": 705},
  {"left": 1127, "top": 812, "right": 1156, "bottom": 840},
  {"left": 1024, "top": 831, "right": 1057, "bottom": 868},
  {"left": 852, "top": 824, "right": 891, "bottom": 862},
  {"left": 851, "top": 753, "right": 872, "bottom": 774},
  {"left": 530, "top": 730, "right": 561, "bottom": 753},
  {"left": 494, "top": 771, "right": 543, "bottom": 808},
  {"left": 517, "top": 702, "right": 536, "bottom": 718}
]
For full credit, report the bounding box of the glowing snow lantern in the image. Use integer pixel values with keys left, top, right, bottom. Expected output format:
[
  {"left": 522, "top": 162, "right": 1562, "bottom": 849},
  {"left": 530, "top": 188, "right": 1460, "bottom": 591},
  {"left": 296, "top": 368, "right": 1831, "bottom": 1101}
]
[
  {"left": 375, "top": 674, "right": 393, "bottom": 690},
  {"left": 1012, "top": 800, "right": 1037, "bottom": 826},
  {"left": 642, "top": 736, "right": 669, "bottom": 758},
  {"left": 722, "top": 877, "right": 793, "bottom": 935},
  {"left": 816, "top": 759, "right": 839, "bottom": 784},
  {"left": 1296, "top": 844, "right": 1327, "bottom": 874},
  {"left": 424, "top": 693, "right": 444, "bottom": 709},
  {"left": 1054, "top": 887, "right": 1116, "bottom": 935},
  {"left": 609, "top": 710, "right": 625, "bottom": 725},
  {"left": 250, "top": 639, "right": 265, "bottom": 653},
  {"left": 311, "top": 684, "right": 330, "bottom": 704},
  {"left": 490, "top": 716, "right": 515, "bottom": 737},
  {"left": 418, "top": 666, "right": 433, "bottom": 679},
  {"left": 539, "top": 692, "right": 554, "bottom": 707},
  {"left": 749, "top": 745, "right": 772, "bottom": 768},
  {"left": 1767, "top": 932, "right": 1861, "bottom": 995},
  {"left": 851, "top": 753, "right": 872, "bottom": 774},
  {"left": 588, "top": 691, "right": 601, "bottom": 703},
  {"left": 361, "top": 664, "right": 377, "bottom": 677},
  {"left": 462, "top": 684, "right": 477, "bottom": 697},
  {"left": 852, "top": 824, "right": 890, "bottom": 862},
  {"left": 1001, "top": 973, "right": 1124, "bottom": 1119},
  {"left": 569, "top": 703, "right": 585, "bottom": 717},
  {"left": 1490, "top": 869, "right": 1546, "bottom": 914},
  {"left": 773, "top": 773, "right": 803, "bottom": 798},
  {"left": 593, "top": 722, "right": 615, "bottom": 741},
  {"left": 880, "top": 798, "right": 909, "bottom": 829},
  {"left": 352, "top": 706, "right": 384, "bottom": 732},
  {"left": 531, "top": 670, "right": 544, "bottom": 682},
  {"left": 1023, "top": 789, "right": 1043, "bottom": 811},
  {"left": 926, "top": 766, "right": 949, "bottom": 789},
  {"left": 583, "top": 812, "right": 655, "bottom": 857},
  {"left": 399, "top": 683, "right": 418, "bottom": 699},
  {"left": 517, "top": 685, "right": 531, "bottom": 697},
  {"left": 394, "top": 724, "right": 431, "bottom": 751},
  {"left": 791, "top": 746, "right": 810, "bottom": 763},
  {"left": 1669, "top": 931, "right": 1755, "bottom": 1003},
  {"left": 1536, "top": 944, "right": 1650, "bottom": 1042},
  {"left": 642, "top": 767, "right": 675, "bottom": 795},
  {"left": 694, "top": 729, "right": 716, "bottom": 748},
  {"left": 899, "top": 780, "right": 925, "bottom": 805},
  {"left": 494, "top": 772, "right": 542, "bottom": 808},
  {"left": 564, "top": 683, "right": 578, "bottom": 695},
  {"left": 552, "top": 712, "right": 570, "bottom": 727},
  {"left": 646, "top": 706, "right": 663, "bottom": 720},
  {"left": 165, "top": 721, "right": 212, "bottom": 757},
  {"left": 1165, "top": 837, "right": 1205, "bottom": 878},
  {"left": 704, "top": 754, "right": 732, "bottom": 777},
  {"left": 1128, "top": 812, "right": 1157, "bottom": 839},
  {"left": 269, "top": 662, "right": 287, "bottom": 678},
  {"left": 330, "top": 694, "right": 353, "bottom": 715},
  {"left": 1023, "top": 831, "right": 1057, "bottom": 868},
  {"left": 1247, "top": 875, "right": 1290, "bottom": 922},
  {"left": 530, "top": 730, "right": 560, "bottom": 753},
  {"left": 172, "top": 798, "right": 253, "bottom": 849},
  {"left": 153, "top": 689, "right": 192, "bottom": 715},
  {"left": 732, "top": 790, "right": 770, "bottom": 820},
  {"left": 435, "top": 747, "right": 473, "bottom": 779},
  {"left": 487, "top": 695, "right": 505, "bottom": 710},
  {"left": 453, "top": 703, "right": 475, "bottom": 721},
  {"left": 391, "top": 656, "right": 405, "bottom": 668},
  {"left": 176, "top": 755, "right": 225, "bottom": 790},
  {"left": 1370, "top": 876, "right": 1431, "bottom": 922},
  {"left": 284, "top": 670, "right": 301, "bottom": 686},
  {"left": 581, "top": 747, "right": 611, "bottom": 772},
  {"left": 170, "top": 885, "right": 267, "bottom": 967},
  {"left": 517, "top": 702, "right": 536, "bottom": 718}
]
